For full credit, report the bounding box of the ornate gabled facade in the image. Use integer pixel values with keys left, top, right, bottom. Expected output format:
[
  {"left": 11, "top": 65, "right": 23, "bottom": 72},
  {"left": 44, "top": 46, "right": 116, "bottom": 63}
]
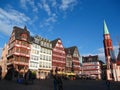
[
  {"left": 82, "top": 55, "right": 102, "bottom": 79},
  {"left": 51, "top": 38, "right": 66, "bottom": 74},
  {"left": 65, "top": 48, "right": 72, "bottom": 73},
  {"left": 67, "top": 46, "right": 80, "bottom": 74},
  {"left": 7, "top": 26, "right": 31, "bottom": 73}
]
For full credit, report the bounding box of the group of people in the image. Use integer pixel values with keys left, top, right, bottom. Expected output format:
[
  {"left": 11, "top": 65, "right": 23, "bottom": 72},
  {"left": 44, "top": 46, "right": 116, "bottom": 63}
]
[
  {"left": 53, "top": 74, "right": 63, "bottom": 90},
  {"left": 3, "top": 65, "right": 34, "bottom": 84}
]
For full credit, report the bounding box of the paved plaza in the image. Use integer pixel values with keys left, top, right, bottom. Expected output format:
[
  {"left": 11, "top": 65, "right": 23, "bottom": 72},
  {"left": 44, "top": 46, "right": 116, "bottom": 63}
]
[{"left": 0, "top": 79, "right": 120, "bottom": 90}]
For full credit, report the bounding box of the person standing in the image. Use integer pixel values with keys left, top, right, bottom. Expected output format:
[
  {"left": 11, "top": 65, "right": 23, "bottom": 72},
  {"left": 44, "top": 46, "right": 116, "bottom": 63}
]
[
  {"left": 24, "top": 69, "right": 33, "bottom": 84},
  {"left": 57, "top": 76, "right": 63, "bottom": 90},
  {"left": 53, "top": 75, "right": 58, "bottom": 90},
  {"left": 0, "top": 66, "right": 2, "bottom": 80},
  {"left": 106, "top": 80, "right": 110, "bottom": 90}
]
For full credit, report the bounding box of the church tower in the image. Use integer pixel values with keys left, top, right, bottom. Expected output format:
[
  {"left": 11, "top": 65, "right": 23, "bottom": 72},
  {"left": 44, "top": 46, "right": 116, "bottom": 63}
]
[{"left": 103, "top": 20, "right": 114, "bottom": 80}]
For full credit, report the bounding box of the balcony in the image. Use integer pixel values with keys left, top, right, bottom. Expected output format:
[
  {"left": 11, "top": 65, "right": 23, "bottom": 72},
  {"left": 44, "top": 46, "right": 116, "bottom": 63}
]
[
  {"left": 53, "top": 54, "right": 66, "bottom": 59},
  {"left": 73, "top": 60, "right": 80, "bottom": 63},
  {"left": 14, "top": 52, "right": 30, "bottom": 57},
  {"left": 15, "top": 44, "right": 30, "bottom": 50},
  {"left": 14, "top": 61, "right": 28, "bottom": 66},
  {"left": 52, "top": 60, "right": 65, "bottom": 64}
]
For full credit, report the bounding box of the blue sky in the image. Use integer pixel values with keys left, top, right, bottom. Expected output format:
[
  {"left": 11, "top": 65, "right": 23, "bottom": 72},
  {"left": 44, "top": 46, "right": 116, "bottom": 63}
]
[{"left": 0, "top": 0, "right": 120, "bottom": 62}]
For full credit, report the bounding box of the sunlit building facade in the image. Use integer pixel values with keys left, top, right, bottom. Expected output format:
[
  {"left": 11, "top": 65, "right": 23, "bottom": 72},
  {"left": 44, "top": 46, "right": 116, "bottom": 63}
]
[
  {"left": 0, "top": 44, "right": 8, "bottom": 78},
  {"left": 65, "top": 48, "right": 72, "bottom": 73},
  {"left": 65, "top": 46, "right": 80, "bottom": 74},
  {"left": 51, "top": 38, "right": 66, "bottom": 73},
  {"left": 39, "top": 36, "right": 52, "bottom": 78},
  {"left": 82, "top": 55, "right": 102, "bottom": 79},
  {"left": 29, "top": 36, "right": 40, "bottom": 70},
  {"left": 7, "top": 26, "right": 31, "bottom": 73}
]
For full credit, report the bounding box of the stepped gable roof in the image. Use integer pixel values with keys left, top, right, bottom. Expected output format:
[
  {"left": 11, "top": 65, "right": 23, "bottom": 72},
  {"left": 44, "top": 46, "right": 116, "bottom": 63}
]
[
  {"left": 82, "top": 55, "right": 98, "bottom": 62},
  {"left": 65, "top": 46, "right": 77, "bottom": 56},
  {"left": 64, "top": 48, "right": 71, "bottom": 55},
  {"left": 50, "top": 38, "right": 61, "bottom": 48},
  {"left": 13, "top": 26, "right": 30, "bottom": 42}
]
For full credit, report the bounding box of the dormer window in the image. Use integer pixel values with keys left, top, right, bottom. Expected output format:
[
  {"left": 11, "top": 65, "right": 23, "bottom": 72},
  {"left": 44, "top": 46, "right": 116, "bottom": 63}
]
[{"left": 21, "top": 33, "right": 27, "bottom": 41}]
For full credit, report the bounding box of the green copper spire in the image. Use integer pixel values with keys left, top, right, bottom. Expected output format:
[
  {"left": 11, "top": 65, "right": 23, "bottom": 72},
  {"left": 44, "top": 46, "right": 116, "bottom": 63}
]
[{"left": 103, "top": 20, "right": 109, "bottom": 34}]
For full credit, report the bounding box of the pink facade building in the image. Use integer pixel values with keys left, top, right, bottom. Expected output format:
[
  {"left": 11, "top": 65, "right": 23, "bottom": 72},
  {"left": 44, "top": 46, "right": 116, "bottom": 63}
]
[
  {"left": 51, "top": 38, "right": 66, "bottom": 74},
  {"left": 7, "top": 26, "right": 31, "bottom": 73},
  {"left": 82, "top": 55, "right": 102, "bottom": 79}
]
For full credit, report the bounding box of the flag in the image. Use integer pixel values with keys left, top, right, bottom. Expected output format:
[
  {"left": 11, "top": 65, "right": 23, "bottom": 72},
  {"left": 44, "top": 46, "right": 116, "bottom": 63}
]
[{"left": 110, "top": 49, "right": 116, "bottom": 63}]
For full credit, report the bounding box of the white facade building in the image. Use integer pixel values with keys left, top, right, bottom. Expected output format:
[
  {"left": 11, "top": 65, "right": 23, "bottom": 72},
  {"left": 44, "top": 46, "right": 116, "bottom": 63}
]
[
  {"left": 39, "top": 37, "right": 52, "bottom": 79},
  {"left": 29, "top": 43, "right": 40, "bottom": 70}
]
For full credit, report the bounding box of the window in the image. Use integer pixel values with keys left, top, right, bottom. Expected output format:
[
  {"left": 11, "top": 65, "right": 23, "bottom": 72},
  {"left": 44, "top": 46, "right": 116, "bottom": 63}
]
[
  {"left": 21, "top": 34, "right": 27, "bottom": 41},
  {"left": 47, "top": 43, "right": 49, "bottom": 47},
  {"left": 43, "top": 62, "right": 45, "bottom": 68},
  {"left": 40, "top": 55, "right": 42, "bottom": 59},
  {"left": 46, "top": 56, "right": 48, "bottom": 61},
  {"left": 43, "top": 55, "right": 45, "bottom": 60},
  {"left": 41, "top": 41, "right": 43, "bottom": 46},
  {"left": 16, "top": 47, "right": 19, "bottom": 52},
  {"left": 50, "top": 44, "right": 52, "bottom": 48},
  {"left": 39, "top": 62, "right": 42, "bottom": 67}
]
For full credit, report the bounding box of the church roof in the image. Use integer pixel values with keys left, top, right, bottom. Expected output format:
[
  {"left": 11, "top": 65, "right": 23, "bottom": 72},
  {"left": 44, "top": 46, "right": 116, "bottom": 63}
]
[{"left": 103, "top": 20, "right": 109, "bottom": 34}]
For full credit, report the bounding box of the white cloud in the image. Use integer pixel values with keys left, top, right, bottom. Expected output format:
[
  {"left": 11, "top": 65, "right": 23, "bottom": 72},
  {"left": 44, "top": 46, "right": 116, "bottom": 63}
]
[
  {"left": 51, "top": 0, "right": 57, "bottom": 7},
  {"left": 20, "top": 0, "right": 38, "bottom": 13},
  {"left": 60, "top": 0, "right": 77, "bottom": 11},
  {"left": 43, "top": 2, "right": 51, "bottom": 16},
  {"left": 0, "top": 8, "right": 31, "bottom": 35},
  {"left": 28, "top": 0, "right": 38, "bottom": 12},
  {"left": 40, "top": 13, "right": 57, "bottom": 29},
  {"left": 19, "top": 0, "right": 79, "bottom": 33},
  {"left": 46, "top": 13, "right": 57, "bottom": 23},
  {"left": 20, "top": 0, "right": 28, "bottom": 10}
]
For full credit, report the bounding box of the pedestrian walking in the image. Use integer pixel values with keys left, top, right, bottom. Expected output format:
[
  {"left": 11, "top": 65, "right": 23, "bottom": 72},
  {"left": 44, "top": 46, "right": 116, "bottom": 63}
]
[
  {"left": 0, "top": 65, "right": 2, "bottom": 80},
  {"left": 24, "top": 69, "right": 33, "bottom": 85},
  {"left": 4, "top": 65, "right": 14, "bottom": 80}
]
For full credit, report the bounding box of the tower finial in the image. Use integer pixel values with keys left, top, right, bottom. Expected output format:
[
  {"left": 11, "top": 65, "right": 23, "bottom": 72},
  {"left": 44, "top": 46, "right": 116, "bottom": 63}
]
[
  {"left": 24, "top": 25, "right": 27, "bottom": 30},
  {"left": 104, "top": 20, "right": 109, "bottom": 34}
]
